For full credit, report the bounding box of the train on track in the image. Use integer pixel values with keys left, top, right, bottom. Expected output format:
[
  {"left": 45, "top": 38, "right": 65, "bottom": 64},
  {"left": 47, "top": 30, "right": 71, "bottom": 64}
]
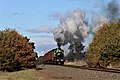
[{"left": 38, "top": 48, "right": 64, "bottom": 65}]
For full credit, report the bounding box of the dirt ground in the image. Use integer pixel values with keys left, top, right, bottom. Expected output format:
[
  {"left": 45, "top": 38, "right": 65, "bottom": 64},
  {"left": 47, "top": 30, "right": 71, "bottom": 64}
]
[{"left": 35, "top": 65, "right": 120, "bottom": 80}]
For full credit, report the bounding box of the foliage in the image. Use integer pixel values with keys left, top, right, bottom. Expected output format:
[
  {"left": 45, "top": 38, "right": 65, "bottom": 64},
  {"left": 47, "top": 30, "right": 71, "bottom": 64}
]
[
  {"left": 36, "top": 56, "right": 44, "bottom": 65},
  {"left": 66, "top": 42, "right": 85, "bottom": 61},
  {"left": 0, "top": 28, "right": 37, "bottom": 71},
  {"left": 86, "top": 19, "right": 120, "bottom": 68}
]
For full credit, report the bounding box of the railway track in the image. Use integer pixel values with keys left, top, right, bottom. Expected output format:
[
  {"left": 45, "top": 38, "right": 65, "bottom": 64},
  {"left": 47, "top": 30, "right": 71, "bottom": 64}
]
[
  {"left": 63, "top": 65, "right": 120, "bottom": 73},
  {"left": 36, "top": 64, "right": 120, "bottom": 73}
]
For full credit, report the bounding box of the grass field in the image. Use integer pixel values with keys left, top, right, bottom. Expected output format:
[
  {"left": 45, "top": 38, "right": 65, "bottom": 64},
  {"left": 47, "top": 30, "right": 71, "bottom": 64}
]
[{"left": 0, "top": 69, "right": 38, "bottom": 80}]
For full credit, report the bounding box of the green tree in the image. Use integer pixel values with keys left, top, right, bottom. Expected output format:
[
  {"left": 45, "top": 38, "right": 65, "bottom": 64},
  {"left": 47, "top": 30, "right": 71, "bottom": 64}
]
[
  {"left": 86, "top": 19, "right": 120, "bottom": 68},
  {"left": 66, "top": 42, "right": 84, "bottom": 61},
  {"left": 0, "top": 28, "right": 37, "bottom": 72}
]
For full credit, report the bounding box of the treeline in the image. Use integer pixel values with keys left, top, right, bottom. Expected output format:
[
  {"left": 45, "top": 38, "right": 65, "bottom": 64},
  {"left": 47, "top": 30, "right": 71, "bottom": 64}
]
[
  {"left": 86, "top": 19, "right": 120, "bottom": 68},
  {"left": 65, "top": 42, "right": 85, "bottom": 62},
  {"left": 0, "top": 29, "right": 37, "bottom": 72}
]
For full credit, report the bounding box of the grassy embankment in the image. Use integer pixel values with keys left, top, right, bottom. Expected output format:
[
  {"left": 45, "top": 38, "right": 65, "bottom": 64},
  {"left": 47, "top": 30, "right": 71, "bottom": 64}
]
[{"left": 0, "top": 69, "right": 38, "bottom": 80}]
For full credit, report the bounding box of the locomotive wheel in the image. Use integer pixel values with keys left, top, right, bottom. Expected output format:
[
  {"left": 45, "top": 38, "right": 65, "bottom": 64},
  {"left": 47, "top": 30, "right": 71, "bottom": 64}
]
[{"left": 60, "top": 61, "right": 64, "bottom": 65}]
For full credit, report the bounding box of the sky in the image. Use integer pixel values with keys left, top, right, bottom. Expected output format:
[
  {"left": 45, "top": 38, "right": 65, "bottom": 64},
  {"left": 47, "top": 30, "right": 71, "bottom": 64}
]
[{"left": 0, "top": 0, "right": 119, "bottom": 56}]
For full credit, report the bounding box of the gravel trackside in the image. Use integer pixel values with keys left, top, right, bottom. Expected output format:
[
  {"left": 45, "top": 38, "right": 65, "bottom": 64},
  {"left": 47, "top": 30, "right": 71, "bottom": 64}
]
[{"left": 36, "top": 65, "right": 120, "bottom": 80}]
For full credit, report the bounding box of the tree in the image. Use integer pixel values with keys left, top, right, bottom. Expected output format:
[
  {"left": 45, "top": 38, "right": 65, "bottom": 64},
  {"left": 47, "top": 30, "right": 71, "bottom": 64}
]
[
  {"left": 86, "top": 19, "right": 120, "bottom": 68},
  {"left": 0, "top": 28, "right": 37, "bottom": 71},
  {"left": 66, "top": 42, "right": 84, "bottom": 61}
]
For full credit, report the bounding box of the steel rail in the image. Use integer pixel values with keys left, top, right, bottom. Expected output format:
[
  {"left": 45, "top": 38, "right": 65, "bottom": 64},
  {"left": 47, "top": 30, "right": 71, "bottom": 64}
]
[{"left": 63, "top": 65, "right": 120, "bottom": 73}]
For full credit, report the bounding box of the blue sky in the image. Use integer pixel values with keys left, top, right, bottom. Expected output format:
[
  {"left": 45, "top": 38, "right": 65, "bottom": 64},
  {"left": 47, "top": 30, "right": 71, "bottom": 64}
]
[{"left": 0, "top": 0, "right": 119, "bottom": 56}]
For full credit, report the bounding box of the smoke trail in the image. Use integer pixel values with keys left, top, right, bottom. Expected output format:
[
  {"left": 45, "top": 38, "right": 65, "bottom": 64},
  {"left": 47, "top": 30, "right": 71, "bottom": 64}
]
[
  {"left": 105, "top": 0, "right": 120, "bottom": 21},
  {"left": 53, "top": 9, "right": 90, "bottom": 47},
  {"left": 91, "top": 0, "right": 120, "bottom": 33}
]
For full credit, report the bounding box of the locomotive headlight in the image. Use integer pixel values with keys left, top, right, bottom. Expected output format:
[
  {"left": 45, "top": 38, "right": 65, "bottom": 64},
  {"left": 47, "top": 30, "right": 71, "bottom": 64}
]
[
  {"left": 61, "top": 59, "right": 64, "bottom": 61},
  {"left": 57, "top": 53, "right": 61, "bottom": 55},
  {"left": 58, "top": 50, "right": 61, "bottom": 52}
]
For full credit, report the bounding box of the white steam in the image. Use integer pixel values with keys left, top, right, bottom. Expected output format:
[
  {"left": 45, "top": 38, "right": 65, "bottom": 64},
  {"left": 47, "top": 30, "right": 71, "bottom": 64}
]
[{"left": 53, "top": 9, "right": 90, "bottom": 46}]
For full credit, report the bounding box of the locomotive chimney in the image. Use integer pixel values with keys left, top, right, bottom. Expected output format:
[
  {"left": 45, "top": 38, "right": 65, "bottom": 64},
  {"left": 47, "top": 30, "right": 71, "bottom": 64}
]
[
  {"left": 57, "top": 42, "right": 61, "bottom": 49},
  {"left": 56, "top": 38, "right": 62, "bottom": 49}
]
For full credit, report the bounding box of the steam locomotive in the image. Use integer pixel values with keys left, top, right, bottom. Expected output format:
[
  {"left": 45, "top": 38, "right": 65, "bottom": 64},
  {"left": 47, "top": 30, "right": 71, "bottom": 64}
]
[{"left": 43, "top": 48, "right": 64, "bottom": 65}]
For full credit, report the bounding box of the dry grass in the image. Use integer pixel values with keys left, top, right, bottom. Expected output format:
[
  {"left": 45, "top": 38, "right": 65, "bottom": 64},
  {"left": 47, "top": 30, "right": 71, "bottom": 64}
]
[{"left": 0, "top": 69, "right": 38, "bottom": 80}]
